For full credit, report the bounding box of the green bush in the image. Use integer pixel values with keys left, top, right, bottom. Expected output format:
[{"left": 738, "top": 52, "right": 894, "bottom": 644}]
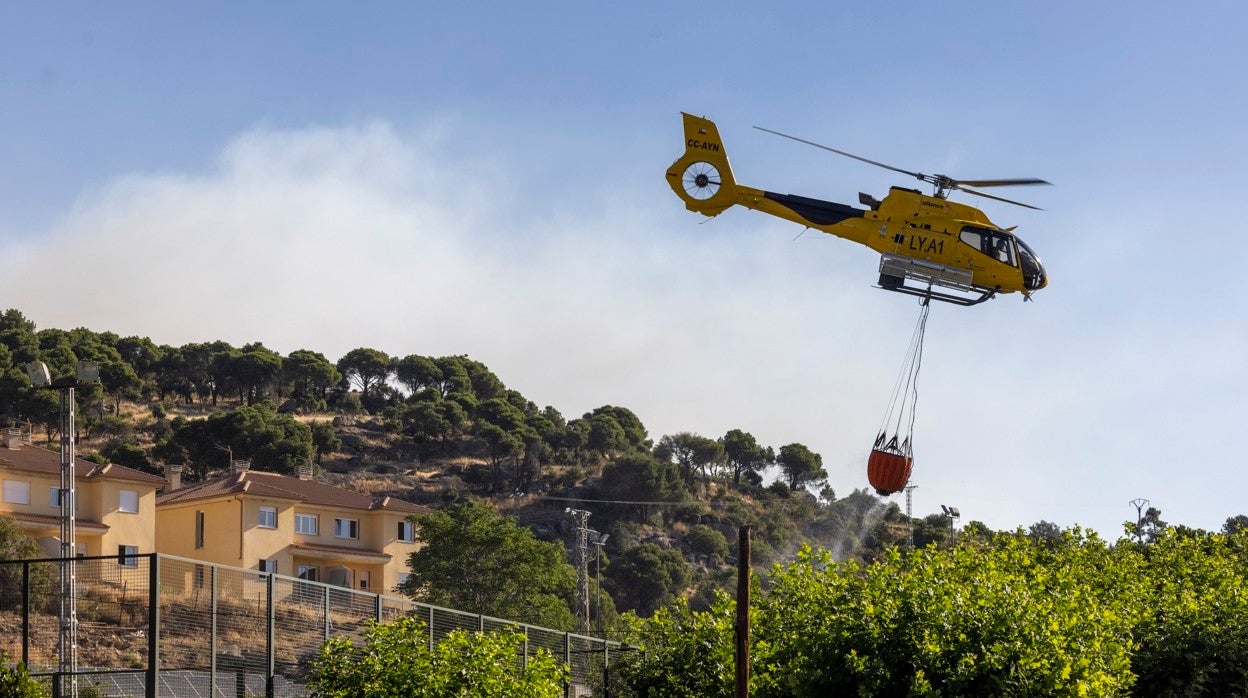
[
  {"left": 0, "top": 652, "right": 46, "bottom": 698},
  {"left": 686, "top": 524, "right": 729, "bottom": 559},
  {"left": 308, "top": 616, "right": 567, "bottom": 697},
  {"left": 617, "top": 528, "right": 1248, "bottom": 696}
]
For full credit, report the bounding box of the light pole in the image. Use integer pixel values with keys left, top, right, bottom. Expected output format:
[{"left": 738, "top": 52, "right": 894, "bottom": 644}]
[
  {"left": 27, "top": 360, "right": 100, "bottom": 698},
  {"left": 588, "top": 531, "right": 609, "bottom": 635},
  {"left": 941, "top": 504, "right": 960, "bottom": 547}
]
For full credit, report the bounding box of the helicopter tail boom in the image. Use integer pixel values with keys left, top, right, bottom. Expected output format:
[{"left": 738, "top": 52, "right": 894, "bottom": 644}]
[{"left": 665, "top": 113, "right": 739, "bottom": 216}]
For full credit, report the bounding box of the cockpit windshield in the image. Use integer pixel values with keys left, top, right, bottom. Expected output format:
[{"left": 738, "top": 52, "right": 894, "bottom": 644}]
[
  {"left": 1015, "top": 236, "right": 1047, "bottom": 290},
  {"left": 959, "top": 226, "right": 1016, "bottom": 266}
]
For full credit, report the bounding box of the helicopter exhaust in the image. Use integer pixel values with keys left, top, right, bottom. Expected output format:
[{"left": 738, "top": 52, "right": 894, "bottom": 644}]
[{"left": 665, "top": 113, "right": 739, "bottom": 216}]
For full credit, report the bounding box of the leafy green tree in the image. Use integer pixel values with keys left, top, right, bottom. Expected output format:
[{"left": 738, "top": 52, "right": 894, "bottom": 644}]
[
  {"left": 460, "top": 356, "right": 506, "bottom": 400},
  {"left": 721, "top": 429, "right": 773, "bottom": 486},
  {"left": 98, "top": 358, "right": 143, "bottom": 411},
  {"left": 226, "top": 343, "right": 283, "bottom": 405},
  {"left": 394, "top": 354, "right": 443, "bottom": 396},
  {"left": 686, "top": 524, "right": 729, "bottom": 559},
  {"left": 309, "top": 420, "right": 340, "bottom": 464},
  {"left": 613, "top": 592, "right": 737, "bottom": 696},
  {"left": 433, "top": 355, "right": 473, "bottom": 396},
  {"left": 0, "top": 651, "right": 45, "bottom": 698},
  {"left": 283, "top": 349, "right": 341, "bottom": 409},
  {"left": 337, "top": 347, "right": 392, "bottom": 399},
  {"left": 309, "top": 616, "right": 567, "bottom": 698},
  {"left": 1224, "top": 514, "right": 1248, "bottom": 535},
  {"left": 475, "top": 423, "right": 524, "bottom": 492},
  {"left": 399, "top": 500, "right": 578, "bottom": 629},
  {"left": 113, "top": 335, "right": 164, "bottom": 395},
  {"left": 1126, "top": 505, "right": 1169, "bottom": 545},
  {"left": 607, "top": 543, "right": 691, "bottom": 615},
  {"left": 0, "top": 517, "right": 53, "bottom": 606},
  {"left": 1129, "top": 527, "right": 1248, "bottom": 695},
  {"left": 164, "top": 402, "right": 314, "bottom": 477},
  {"left": 654, "top": 432, "right": 724, "bottom": 485},
  {"left": 1028, "top": 519, "right": 1063, "bottom": 545},
  {"left": 753, "top": 537, "right": 1136, "bottom": 696},
  {"left": 586, "top": 405, "right": 649, "bottom": 452},
  {"left": 776, "top": 442, "right": 827, "bottom": 490},
  {"left": 585, "top": 413, "right": 627, "bottom": 457},
  {"left": 599, "top": 453, "right": 685, "bottom": 521},
  {"left": 397, "top": 399, "right": 468, "bottom": 448}
]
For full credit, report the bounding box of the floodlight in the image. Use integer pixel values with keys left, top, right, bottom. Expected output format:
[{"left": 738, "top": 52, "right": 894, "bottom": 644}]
[
  {"left": 25, "top": 362, "right": 51, "bottom": 387},
  {"left": 75, "top": 361, "right": 100, "bottom": 384}
]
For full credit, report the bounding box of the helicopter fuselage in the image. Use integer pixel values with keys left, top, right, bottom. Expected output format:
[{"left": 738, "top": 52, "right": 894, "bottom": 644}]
[{"left": 666, "top": 113, "right": 1048, "bottom": 303}]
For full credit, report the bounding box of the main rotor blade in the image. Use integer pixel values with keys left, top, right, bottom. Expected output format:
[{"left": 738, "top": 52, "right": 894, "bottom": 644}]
[
  {"left": 753, "top": 126, "right": 926, "bottom": 182},
  {"left": 956, "top": 177, "right": 1052, "bottom": 188},
  {"left": 956, "top": 185, "right": 1044, "bottom": 210}
]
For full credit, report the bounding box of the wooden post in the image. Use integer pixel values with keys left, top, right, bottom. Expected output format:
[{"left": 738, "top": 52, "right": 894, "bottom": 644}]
[{"left": 736, "top": 526, "right": 751, "bottom": 698}]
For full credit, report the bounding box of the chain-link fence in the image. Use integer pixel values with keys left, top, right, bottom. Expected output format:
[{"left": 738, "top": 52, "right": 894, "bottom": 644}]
[{"left": 0, "top": 554, "right": 633, "bottom": 697}]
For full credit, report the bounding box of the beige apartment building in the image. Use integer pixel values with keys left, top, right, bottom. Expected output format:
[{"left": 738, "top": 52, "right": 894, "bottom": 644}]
[
  {"left": 155, "top": 463, "right": 428, "bottom": 594},
  {"left": 0, "top": 428, "right": 166, "bottom": 560}
]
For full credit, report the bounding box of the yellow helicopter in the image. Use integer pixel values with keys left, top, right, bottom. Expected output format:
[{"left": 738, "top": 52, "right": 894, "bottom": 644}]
[{"left": 665, "top": 113, "right": 1050, "bottom": 305}]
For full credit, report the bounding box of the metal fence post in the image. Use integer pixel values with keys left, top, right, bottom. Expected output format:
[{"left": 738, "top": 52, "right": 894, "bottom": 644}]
[
  {"left": 210, "top": 566, "right": 218, "bottom": 697},
  {"left": 148, "top": 554, "right": 160, "bottom": 698},
  {"left": 375, "top": 592, "right": 383, "bottom": 623},
  {"left": 323, "top": 585, "right": 331, "bottom": 642},
  {"left": 266, "top": 572, "right": 275, "bottom": 698},
  {"left": 564, "top": 632, "right": 572, "bottom": 698},
  {"left": 21, "top": 560, "right": 30, "bottom": 666}
]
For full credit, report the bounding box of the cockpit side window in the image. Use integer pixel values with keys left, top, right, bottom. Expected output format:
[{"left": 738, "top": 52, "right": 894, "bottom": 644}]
[{"left": 959, "top": 226, "right": 1017, "bottom": 267}]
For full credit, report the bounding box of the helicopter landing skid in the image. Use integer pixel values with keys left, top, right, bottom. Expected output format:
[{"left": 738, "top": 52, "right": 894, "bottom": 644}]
[
  {"left": 877, "top": 254, "right": 998, "bottom": 306},
  {"left": 877, "top": 278, "right": 998, "bottom": 306}
]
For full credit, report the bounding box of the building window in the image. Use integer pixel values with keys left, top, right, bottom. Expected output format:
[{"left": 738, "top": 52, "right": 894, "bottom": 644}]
[
  {"left": 118, "top": 545, "right": 138, "bottom": 568},
  {"left": 397, "top": 520, "right": 415, "bottom": 543},
  {"left": 119, "top": 489, "right": 139, "bottom": 514},
  {"left": 259, "top": 506, "right": 277, "bottom": 529},
  {"left": 3, "top": 480, "right": 30, "bottom": 505},
  {"left": 50, "top": 486, "right": 61, "bottom": 508},
  {"left": 295, "top": 513, "right": 318, "bottom": 535},
  {"left": 396, "top": 572, "right": 410, "bottom": 587},
  {"left": 195, "top": 511, "right": 205, "bottom": 549},
  {"left": 259, "top": 559, "right": 276, "bottom": 574},
  {"left": 334, "top": 518, "right": 359, "bottom": 539},
  {"left": 297, "top": 565, "right": 318, "bottom": 582}
]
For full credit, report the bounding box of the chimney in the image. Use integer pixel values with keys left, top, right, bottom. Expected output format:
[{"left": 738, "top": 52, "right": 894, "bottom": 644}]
[
  {"left": 296, "top": 461, "right": 314, "bottom": 481},
  {"left": 3, "top": 428, "right": 21, "bottom": 449},
  {"left": 231, "top": 459, "right": 251, "bottom": 473},
  {"left": 166, "top": 464, "right": 183, "bottom": 491}
]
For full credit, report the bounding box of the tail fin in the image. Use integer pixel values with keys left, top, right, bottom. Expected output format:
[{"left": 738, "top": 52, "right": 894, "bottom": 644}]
[{"left": 665, "top": 113, "right": 738, "bottom": 216}]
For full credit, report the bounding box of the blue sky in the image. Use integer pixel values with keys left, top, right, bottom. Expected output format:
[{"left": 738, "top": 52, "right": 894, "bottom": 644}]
[{"left": 3, "top": 2, "right": 1245, "bottom": 539}]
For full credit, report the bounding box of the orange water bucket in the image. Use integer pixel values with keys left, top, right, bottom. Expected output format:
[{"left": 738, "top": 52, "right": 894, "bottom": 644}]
[{"left": 867, "top": 448, "right": 913, "bottom": 496}]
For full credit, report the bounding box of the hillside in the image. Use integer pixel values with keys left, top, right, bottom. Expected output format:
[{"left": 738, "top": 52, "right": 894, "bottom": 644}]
[{"left": 0, "top": 307, "right": 947, "bottom": 621}]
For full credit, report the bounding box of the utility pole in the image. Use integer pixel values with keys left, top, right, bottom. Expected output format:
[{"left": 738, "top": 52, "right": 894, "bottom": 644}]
[
  {"left": 903, "top": 484, "right": 918, "bottom": 548},
  {"left": 1129, "top": 498, "right": 1150, "bottom": 544},
  {"left": 735, "top": 525, "right": 751, "bottom": 698},
  {"left": 566, "top": 508, "right": 591, "bottom": 632}
]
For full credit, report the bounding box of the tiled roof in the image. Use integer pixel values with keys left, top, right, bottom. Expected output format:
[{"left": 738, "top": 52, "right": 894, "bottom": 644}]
[
  {"left": 0, "top": 444, "right": 167, "bottom": 485},
  {"left": 157, "top": 470, "right": 430, "bottom": 515}
]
